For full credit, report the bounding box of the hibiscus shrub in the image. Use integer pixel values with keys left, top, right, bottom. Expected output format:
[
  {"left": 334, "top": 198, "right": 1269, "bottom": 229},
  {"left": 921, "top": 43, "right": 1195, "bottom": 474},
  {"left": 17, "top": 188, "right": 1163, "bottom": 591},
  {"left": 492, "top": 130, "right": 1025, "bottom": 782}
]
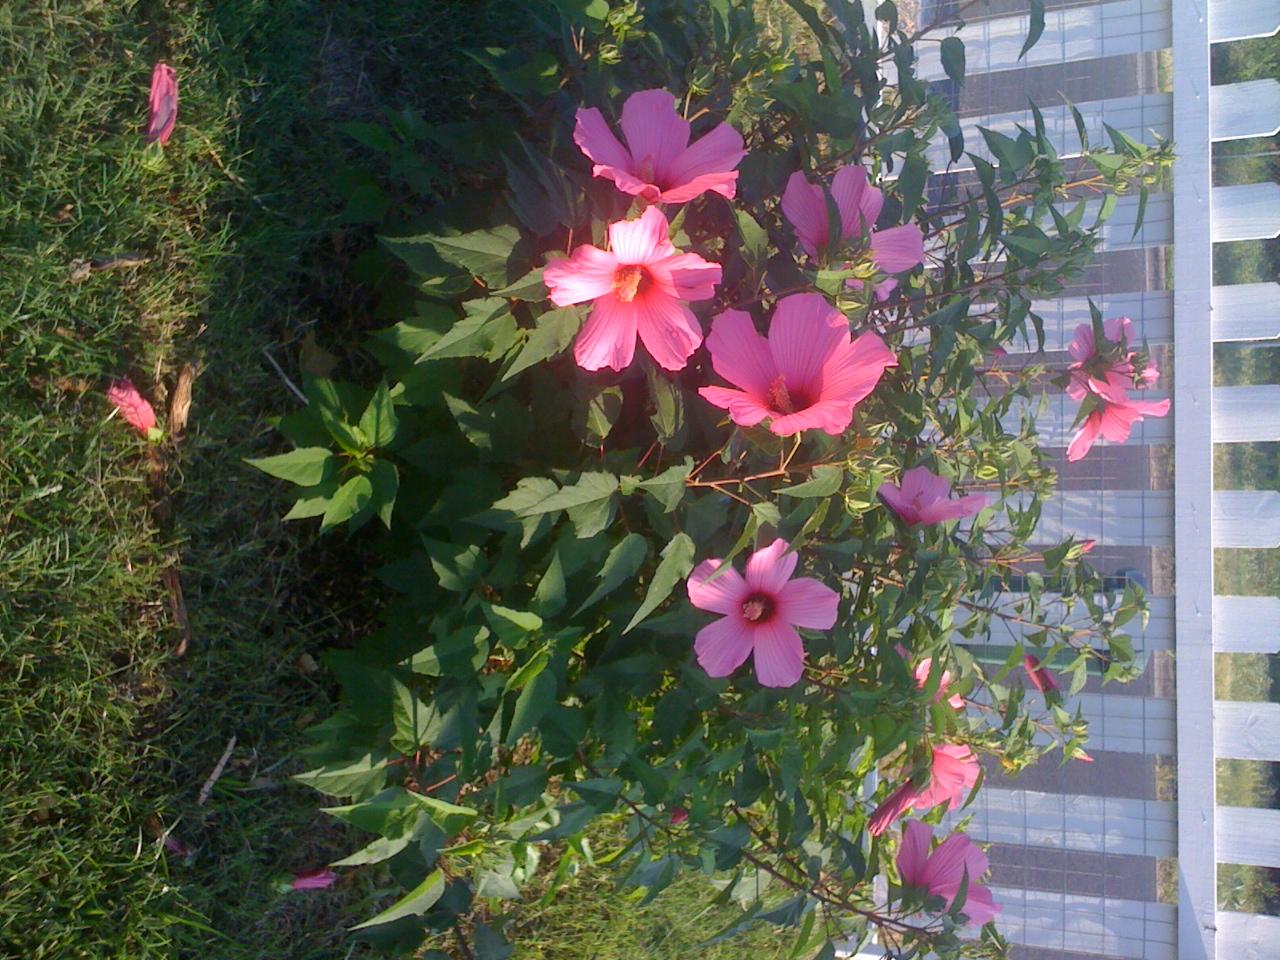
[{"left": 250, "top": 1, "right": 1173, "bottom": 956}]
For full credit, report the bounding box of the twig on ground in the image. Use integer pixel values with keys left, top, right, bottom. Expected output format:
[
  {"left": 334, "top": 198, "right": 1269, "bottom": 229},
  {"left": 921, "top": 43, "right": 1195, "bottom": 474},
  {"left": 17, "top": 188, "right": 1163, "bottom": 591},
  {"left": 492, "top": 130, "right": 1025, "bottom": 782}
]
[{"left": 198, "top": 736, "right": 237, "bottom": 806}]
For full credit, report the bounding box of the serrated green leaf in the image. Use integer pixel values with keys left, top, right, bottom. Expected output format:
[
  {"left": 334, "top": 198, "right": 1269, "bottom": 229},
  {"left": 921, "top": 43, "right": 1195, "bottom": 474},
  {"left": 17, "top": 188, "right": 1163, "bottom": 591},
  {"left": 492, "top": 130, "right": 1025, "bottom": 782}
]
[
  {"left": 246, "top": 447, "right": 335, "bottom": 486},
  {"left": 411, "top": 793, "right": 478, "bottom": 835},
  {"left": 282, "top": 480, "right": 339, "bottom": 520},
  {"left": 503, "top": 307, "right": 582, "bottom": 381},
  {"left": 418, "top": 299, "right": 516, "bottom": 363},
  {"left": 636, "top": 462, "right": 692, "bottom": 512},
  {"left": 624, "top": 533, "right": 695, "bottom": 633},
  {"left": 390, "top": 679, "right": 442, "bottom": 753},
  {"left": 391, "top": 225, "right": 520, "bottom": 287},
  {"left": 576, "top": 533, "right": 648, "bottom": 613},
  {"left": 295, "top": 753, "right": 389, "bottom": 799},
  {"left": 322, "top": 474, "right": 374, "bottom": 530},
  {"left": 513, "top": 472, "right": 619, "bottom": 539},
  {"left": 505, "top": 668, "right": 556, "bottom": 745},
  {"left": 492, "top": 266, "right": 547, "bottom": 301},
  {"left": 358, "top": 382, "right": 398, "bottom": 448},
  {"left": 407, "top": 625, "right": 491, "bottom": 676},
  {"left": 351, "top": 870, "right": 446, "bottom": 930},
  {"left": 778, "top": 464, "right": 844, "bottom": 498},
  {"left": 369, "top": 459, "right": 398, "bottom": 529}
]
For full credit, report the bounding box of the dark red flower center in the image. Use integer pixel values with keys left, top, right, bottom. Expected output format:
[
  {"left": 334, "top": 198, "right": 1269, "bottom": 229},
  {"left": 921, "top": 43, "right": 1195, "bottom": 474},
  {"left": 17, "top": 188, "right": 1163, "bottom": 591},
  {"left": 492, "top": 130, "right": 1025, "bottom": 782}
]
[
  {"left": 741, "top": 593, "right": 775, "bottom": 623},
  {"left": 614, "top": 264, "right": 650, "bottom": 303},
  {"left": 766, "top": 375, "right": 811, "bottom": 415}
]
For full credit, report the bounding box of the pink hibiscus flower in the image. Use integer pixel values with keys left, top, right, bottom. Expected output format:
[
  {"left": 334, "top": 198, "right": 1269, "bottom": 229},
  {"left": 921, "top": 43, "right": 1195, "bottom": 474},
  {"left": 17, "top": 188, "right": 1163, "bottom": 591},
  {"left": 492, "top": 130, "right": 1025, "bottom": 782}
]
[
  {"left": 897, "top": 821, "right": 1001, "bottom": 927},
  {"left": 574, "top": 89, "right": 745, "bottom": 204},
  {"left": 868, "top": 743, "right": 980, "bottom": 836},
  {"left": 1066, "top": 394, "right": 1170, "bottom": 462},
  {"left": 146, "top": 62, "right": 178, "bottom": 145},
  {"left": 1022, "top": 654, "right": 1061, "bottom": 695},
  {"left": 686, "top": 538, "right": 839, "bottom": 688},
  {"left": 879, "top": 466, "right": 988, "bottom": 527},
  {"left": 543, "top": 206, "right": 721, "bottom": 371},
  {"left": 781, "top": 165, "right": 924, "bottom": 275},
  {"left": 913, "top": 656, "right": 966, "bottom": 710},
  {"left": 107, "top": 378, "right": 160, "bottom": 438},
  {"left": 698, "top": 293, "right": 897, "bottom": 436}
]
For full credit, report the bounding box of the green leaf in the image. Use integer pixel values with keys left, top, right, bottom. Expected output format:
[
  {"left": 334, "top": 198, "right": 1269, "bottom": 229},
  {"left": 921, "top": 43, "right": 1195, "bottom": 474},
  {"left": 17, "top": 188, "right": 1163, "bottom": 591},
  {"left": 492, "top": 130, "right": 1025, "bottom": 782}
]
[
  {"left": 390, "top": 679, "right": 442, "bottom": 753},
  {"left": 418, "top": 299, "right": 517, "bottom": 363},
  {"left": 577, "top": 385, "right": 624, "bottom": 443},
  {"left": 246, "top": 447, "right": 335, "bottom": 487},
  {"left": 637, "top": 462, "right": 692, "bottom": 512},
  {"left": 423, "top": 538, "right": 485, "bottom": 592},
  {"left": 322, "top": 474, "right": 374, "bottom": 530},
  {"left": 295, "top": 754, "right": 389, "bottom": 799},
  {"left": 474, "top": 924, "right": 514, "bottom": 960},
  {"left": 282, "top": 481, "right": 339, "bottom": 520},
  {"left": 576, "top": 533, "right": 648, "bottom": 613},
  {"left": 646, "top": 364, "right": 685, "bottom": 444},
  {"left": 411, "top": 794, "right": 479, "bottom": 835},
  {"left": 351, "top": 870, "right": 446, "bottom": 930},
  {"left": 492, "top": 266, "right": 547, "bottom": 301},
  {"left": 624, "top": 533, "right": 695, "bottom": 633},
  {"left": 407, "top": 626, "right": 492, "bottom": 677},
  {"left": 504, "top": 649, "right": 549, "bottom": 694},
  {"left": 778, "top": 464, "right": 844, "bottom": 498},
  {"left": 482, "top": 604, "right": 543, "bottom": 648},
  {"left": 393, "top": 224, "right": 520, "bottom": 287},
  {"left": 503, "top": 307, "right": 582, "bottom": 380},
  {"left": 549, "top": 0, "right": 609, "bottom": 22},
  {"left": 735, "top": 208, "right": 769, "bottom": 272},
  {"left": 506, "top": 668, "right": 556, "bottom": 745},
  {"left": 514, "top": 472, "right": 619, "bottom": 539},
  {"left": 1020, "top": 0, "right": 1045, "bottom": 59},
  {"left": 940, "top": 37, "right": 966, "bottom": 86},
  {"left": 358, "top": 382, "right": 398, "bottom": 447},
  {"left": 368, "top": 459, "right": 399, "bottom": 529}
]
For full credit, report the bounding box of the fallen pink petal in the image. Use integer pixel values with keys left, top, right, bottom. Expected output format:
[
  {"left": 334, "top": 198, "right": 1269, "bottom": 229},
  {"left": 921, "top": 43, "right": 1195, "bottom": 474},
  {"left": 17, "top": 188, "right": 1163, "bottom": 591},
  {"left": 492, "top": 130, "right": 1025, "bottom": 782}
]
[
  {"left": 291, "top": 868, "right": 338, "bottom": 891},
  {"left": 146, "top": 62, "right": 178, "bottom": 145},
  {"left": 543, "top": 206, "right": 720, "bottom": 372},
  {"left": 698, "top": 293, "right": 897, "bottom": 436},
  {"left": 107, "top": 378, "right": 159, "bottom": 437},
  {"left": 574, "top": 88, "right": 745, "bottom": 204},
  {"left": 879, "top": 466, "right": 988, "bottom": 527},
  {"left": 686, "top": 538, "right": 839, "bottom": 688}
]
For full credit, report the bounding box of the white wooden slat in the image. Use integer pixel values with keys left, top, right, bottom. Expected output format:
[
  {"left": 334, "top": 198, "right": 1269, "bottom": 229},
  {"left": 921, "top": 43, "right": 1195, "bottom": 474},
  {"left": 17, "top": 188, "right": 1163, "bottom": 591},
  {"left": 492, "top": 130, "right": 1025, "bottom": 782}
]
[
  {"left": 1214, "top": 701, "right": 1280, "bottom": 761},
  {"left": 915, "top": 0, "right": 1172, "bottom": 80},
  {"left": 1213, "top": 490, "right": 1280, "bottom": 548},
  {"left": 1216, "top": 806, "right": 1280, "bottom": 867},
  {"left": 1211, "top": 79, "right": 1280, "bottom": 141},
  {"left": 1214, "top": 596, "right": 1280, "bottom": 653},
  {"left": 1216, "top": 911, "right": 1280, "bottom": 960},
  {"left": 988, "top": 886, "right": 1176, "bottom": 960},
  {"left": 1208, "top": 0, "right": 1280, "bottom": 43},
  {"left": 1211, "top": 283, "right": 1280, "bottom": 341},
  {"left": 1212, "top": 385, "right": 1280, "bottom": 442},
  {"left": 1211, "top": 182, "right": 1280, "bottom": 242},
  {"left": 1172, "top": 0, "right": 1217, "bottom": 955}
]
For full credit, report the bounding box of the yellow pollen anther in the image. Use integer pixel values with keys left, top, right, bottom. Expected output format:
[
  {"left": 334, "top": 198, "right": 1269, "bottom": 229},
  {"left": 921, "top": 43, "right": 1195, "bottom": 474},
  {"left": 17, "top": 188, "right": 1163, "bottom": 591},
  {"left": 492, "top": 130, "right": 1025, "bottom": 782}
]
[{"left": 614, "top": 264, "right": 645, "bottom": 303}]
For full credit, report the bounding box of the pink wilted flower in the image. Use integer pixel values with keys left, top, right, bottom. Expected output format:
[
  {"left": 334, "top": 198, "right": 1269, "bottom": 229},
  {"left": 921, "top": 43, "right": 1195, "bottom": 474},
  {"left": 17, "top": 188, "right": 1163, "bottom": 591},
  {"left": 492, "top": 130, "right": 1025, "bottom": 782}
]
[
  {"left": 145, "top": 62, "right": 178, "bottom": 145},
  {"left": 107, "top": 378, "right": 161, "bottom": 439},
  {"left": 686, "top": 538, "right": 839, "bottom": 688},
  {"left": 781, "top": 165, "right": 924, "bottom": 277},
  {"left": 868, "top": 743, "right": 980, "bottom": 836},
  {"left": 574, "top": 89, "right": 745, "bottom": 204},
  {"left": 291, "top": 868, "right": 337, "bottom": 891},
  {"left": 897, "top": 821, "right": 1001, "bottom": 927},
  {"left": 879, "top": 466, "right": 988, "bottom": 527},
  {"left": 913, "top": 657, "right": 966, "bottom": 710},
  {"left": 698, "top": 293, "right": 897, "bottom": 436},
  {"left": 543, "top": 206, "right": 720, "bottom": 371},
  {"left": 1022, "top": 654, "right": 1061, "bottom": 695}
]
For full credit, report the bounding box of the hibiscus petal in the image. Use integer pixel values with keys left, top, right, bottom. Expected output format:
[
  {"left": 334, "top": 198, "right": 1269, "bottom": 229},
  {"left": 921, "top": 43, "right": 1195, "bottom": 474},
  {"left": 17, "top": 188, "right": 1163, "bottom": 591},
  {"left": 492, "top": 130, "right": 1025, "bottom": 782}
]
[
  {"left": 146, "top": 63, "right": 178, "bottom": 145},
  {"left": 573, "top": 295, "right": 637, "bottom": 371},
  {"left": 878, "top": 481, "right": 919, "bottom": 526},
  {"left": 694, "top": 615, "right": 755, "bottom": 678},
  {"left": 705, "top": 310, "right": 776, "bottom": 396},
  {"left": 899, "top": 466, "right": 950, "bottom": 506},
  {"left": 1129, "top": 396, "right": 1171, "bottom": 419},
  {"left": 664, "top": 122, "right": 745, "bottom": 199},
  {"left": 1066, "top": 410, "right": 1102, "bottom": 462},
  {"left": 780, "top": 171, "right": 828, "bottom": 259},
  {"left": 687, "top": 558, "right": 748, "bottom": 614},
  {"left": 926, "top": 832, "right": 989, "bottom": 895},
  {"left": 897, "top": 820, "right": 933, "bottom": 888},
  {"left": 634, "top": 291, "right": 702, "bottom": 371},
  {"left": 768, "top": 294, "right": 848, "bottom": 398},
  {"left": 619, "top": 89, "right": 690, "bottom": 184},
  {"left": 819, "top": 330, "right": 897, "bottom": 406},
  {"left": 868, "top": 782, "right": 918, "bottom": 836},
  {"left": 831, "top": 164, "right": 879, "bottom": 238},
  {"left": 657, "top": 171, "right": 740, "bottom": 204},
  {"left": 870, "top": 224, "right": 925, "bottom": 274},
  {"left": 609, "top": 206, "right": 674, "bottom": 264},
  {"left": 653, "top": 251, "right": 722, "bottom": 302},
  {"left": 544, "top": 246, "right": 619, "bottom": 306},
  {"left": 776, "top": 577, "right": 839, "bottom": 630},
  {"left": 915, "top": 493, "right": 989, "bottom": 525},
  {"left": 767, "top": 399, "right": 854, "bottom": 436},
  {"left": 1068, "top": 322, "right": 1095, "bottom": 362},
  {"left": 750, "top": 620, "right": 806, "bottom": 688},
  {"left": 956, "top": 883, "right": 1001, "bottom": 927},
  {"left": 697, "top": 385, "right": 772, "bottom": 428},
  {"left": 574, "top": 107, "right": 635, "bottom": 175},
  {"left": 1098, "top": 401, "right": 1142, "bottom": 443},
  {"left": 744, "top": 538, "right": 796, "bottom": 594}
]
